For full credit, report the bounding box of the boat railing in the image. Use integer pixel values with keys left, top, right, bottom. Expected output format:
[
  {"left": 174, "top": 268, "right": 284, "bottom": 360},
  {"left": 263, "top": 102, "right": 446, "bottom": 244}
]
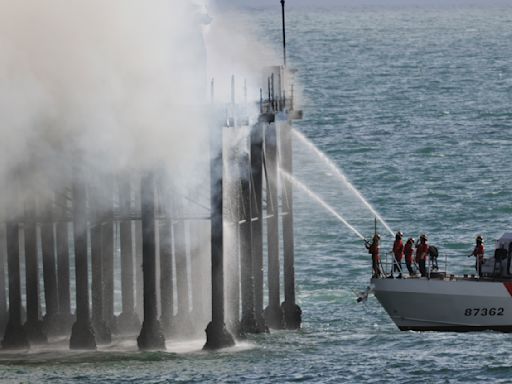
[{"left": 380, "top": 251, "right": 448, "bottom": 279}]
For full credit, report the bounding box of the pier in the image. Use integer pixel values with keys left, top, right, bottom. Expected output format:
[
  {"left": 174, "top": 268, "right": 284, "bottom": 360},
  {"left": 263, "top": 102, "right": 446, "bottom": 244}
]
[{"left": 0, "top": 66, "right": 303, "bottom": 351}]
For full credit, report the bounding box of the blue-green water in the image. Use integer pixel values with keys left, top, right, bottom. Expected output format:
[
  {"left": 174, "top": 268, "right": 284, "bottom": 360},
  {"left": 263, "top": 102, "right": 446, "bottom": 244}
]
[{"left": 2, "top": 4, "right": 512, "bottom": 383}]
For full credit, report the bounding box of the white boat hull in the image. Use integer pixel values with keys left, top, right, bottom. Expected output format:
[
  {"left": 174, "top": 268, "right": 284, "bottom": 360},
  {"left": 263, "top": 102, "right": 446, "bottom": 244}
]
[{"left": 372, "top": 277, "right": 512, "bottom": 332}]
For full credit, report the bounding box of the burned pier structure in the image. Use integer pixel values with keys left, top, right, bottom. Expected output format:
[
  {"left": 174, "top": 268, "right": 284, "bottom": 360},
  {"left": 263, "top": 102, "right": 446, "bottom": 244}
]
[{"left": 0, "top": 65, "right": 302, "bottom": 352}]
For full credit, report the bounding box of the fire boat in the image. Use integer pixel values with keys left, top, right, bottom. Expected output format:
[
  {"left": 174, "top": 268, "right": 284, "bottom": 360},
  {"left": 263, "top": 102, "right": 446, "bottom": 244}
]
[{"left": 372, "top": 233, "right": 512, "bottom": 332}]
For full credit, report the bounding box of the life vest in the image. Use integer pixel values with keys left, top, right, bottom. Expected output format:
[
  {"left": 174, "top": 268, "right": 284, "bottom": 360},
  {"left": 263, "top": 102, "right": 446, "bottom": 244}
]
[
  {"left": 404, "top": 242, "right": 414, "bottom": 262},
  {"left": 393, "top": 239, "right": 404, "bottom": 261},
  {"left": 416, "top": 243, "right": 429, "bottom": 261},
  {"left": 369, "top": 243, "right": 380, "bottom": 262},
  {"left": 473, "top": 244, "right": 484, "bottom": 261}
]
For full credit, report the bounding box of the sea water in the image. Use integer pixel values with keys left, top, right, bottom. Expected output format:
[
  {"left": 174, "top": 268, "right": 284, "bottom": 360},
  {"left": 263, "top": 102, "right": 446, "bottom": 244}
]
[{"left": 2, "top": 3, "right": 512, "bottom": 383}]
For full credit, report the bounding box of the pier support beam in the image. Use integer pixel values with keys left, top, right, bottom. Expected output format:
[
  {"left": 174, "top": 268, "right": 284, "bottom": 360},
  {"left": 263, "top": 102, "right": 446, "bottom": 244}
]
[
  {"left": 23, "top": 203, "right": 47, "bottom": 344},
  {"left": 55, "top": 191, "right": 73, "bottom": 332},
  {"left": 137, "top": 171, "right": 165, "bottom": 350},
  {"left": 280, "top": 122, "right": 302, "bottom": 330},
  {"left": 69, "top": 171, "right": 96, "bottom": 350},
  {"left": 1, "top": 222, "right": 29, "bottom": 349},
  {"left": 40, "top": 201, "right": 60, "bottom": 336},
  {"left": 225, "top": 128, "right": 241, "bottom": 336},
  {"left": 135, "top": 219, "right": 144, "bottom": 321},
  {"left": 264, "top": 123, "right": 284, "bottom": 329},
  {"left": 0, "top": 226, "right": 7, "bottom": 335},
  {"left": 239, "top": 129, "right": 258, "bottom": 334},
  {"left": 204, "top": 123, "right": 235, "bottom": 350},
  {"left": 190, "top": 220, "right": 209, "bottom": 327},
  {"left": 250, "top": 121, "right": 268, "bottom": 333},
  {"left": 117, "top": 179, "right": 140, "bottom": 334},
  {"left": 101, "top": 179, "right": 116, "bottom": 334},
  {"left": 157, "top": 177, "right": 173, "bottom": 336},
  {"left": 89, "top": 184, "right": 111, "bottom": 344},
  {"left": 159, "top": 216, "right": 173, "bottom": 335},
  {"left": 174, "top": 210, "right": 190, "bottom": 331}
]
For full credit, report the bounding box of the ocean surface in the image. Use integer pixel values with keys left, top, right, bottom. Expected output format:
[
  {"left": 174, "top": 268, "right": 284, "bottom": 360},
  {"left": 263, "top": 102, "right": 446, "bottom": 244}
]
[{"left": 2, "top": 3, "right": 512, "bottom": 383}]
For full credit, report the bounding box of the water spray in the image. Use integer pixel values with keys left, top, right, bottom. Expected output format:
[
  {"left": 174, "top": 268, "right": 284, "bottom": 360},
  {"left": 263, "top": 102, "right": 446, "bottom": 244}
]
[
  {"left": 292, "top": 129, "right": 395, "bottom": 238},
  {"left": 280, "top": 170, "right": 366, "bottom": 241}
]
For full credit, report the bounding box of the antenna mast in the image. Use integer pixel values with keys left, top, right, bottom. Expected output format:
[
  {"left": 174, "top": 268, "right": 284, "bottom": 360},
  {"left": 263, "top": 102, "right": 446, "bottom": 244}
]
[{"left": 281, "top": 0, "right": 287, "bottom": 67}]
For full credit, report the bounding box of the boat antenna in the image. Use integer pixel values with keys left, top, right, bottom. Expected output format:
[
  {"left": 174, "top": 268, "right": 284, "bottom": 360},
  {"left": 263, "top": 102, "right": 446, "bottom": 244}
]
[
  {"left": 374, "top": 217, "right": 377, "bottom": 237},
  {"left": 280, "top": 0, "right": 287, "bottom": 67}
]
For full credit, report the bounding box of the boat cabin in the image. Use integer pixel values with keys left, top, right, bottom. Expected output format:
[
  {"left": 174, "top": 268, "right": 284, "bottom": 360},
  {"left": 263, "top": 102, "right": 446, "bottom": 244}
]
[{"left": 481, "top": 233, "right": 512, "bottom": 278}]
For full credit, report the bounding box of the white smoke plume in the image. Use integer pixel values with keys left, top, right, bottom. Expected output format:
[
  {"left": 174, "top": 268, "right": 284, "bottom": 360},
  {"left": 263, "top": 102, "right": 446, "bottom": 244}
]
[
  {"left": 0, "top": 0, "right": 278, "bottom": 218},
  {"left": 0, "top": 0, "right": 284, "bottom": 337}
]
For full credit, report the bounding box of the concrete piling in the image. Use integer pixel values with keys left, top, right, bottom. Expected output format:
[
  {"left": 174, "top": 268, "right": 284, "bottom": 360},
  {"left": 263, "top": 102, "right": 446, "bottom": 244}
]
[
  {"left": 69, "top": 169, "right": 96, "bottom": 350},
  {"left": 239, "top": 131, "right": 258, "bottom": 334},
  {"left": 279, "top": 122, "right": 302, "bottom": 330},
  {"left": 101, "top": 179, "right": 116, "bottom": 334},
  {"left": 225, "top": 127, "right": 242, "bottom": 336},
  {"left": 250, "top": 121, "right": 268, "bottom": 333},
  {"left": 23, "top": 202, "right": 47, "bottom": 344},
  {"left": 204, "top": 121, "right": 235, "bottom": 350},
  {"left": 159, "top": 216, "right": 173, "bottom": 335},
  {"left": 157, "top": 175, "right": 173, "bottom": 336},
  {"left": 89, "top": 184, "right": 111, "bottom": 344},
  {"left": 134, "top": 218, "right": 144, "bottom": 321},
  {"left": 189, "top": 220, "right": 209, "bottom": 327},
  {"left": 55, "top": 190, "right": 73, "bottom": 332},
  {"left": 117, "top": 178, "right": 140, "bottom": 334},
  {"left": 264, "top": 123, "right": 284, "bottom": 329},
  {"left": 1, "top": 222, "right": 29, "bottom": 349},
  {"left": 137, "top": 171, "right": 165, "bottom": 351},
  {"left": 40, "top": 200, "right": 59, "bottom": 335},
  {"left": 0, "top": 225, "right": 7, "bottom": 335},
  {"left": 174, "top": 208, "right": 190, "bottom": 331}
]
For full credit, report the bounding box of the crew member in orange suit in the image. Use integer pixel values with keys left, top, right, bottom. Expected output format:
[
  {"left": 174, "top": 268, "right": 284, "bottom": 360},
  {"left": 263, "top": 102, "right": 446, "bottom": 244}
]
[{"left": 415, "top": 234, "right": 430, "bottom": 277}]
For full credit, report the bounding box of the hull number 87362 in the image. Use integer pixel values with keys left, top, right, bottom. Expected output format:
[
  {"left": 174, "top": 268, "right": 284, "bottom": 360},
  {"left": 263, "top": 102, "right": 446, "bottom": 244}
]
[{"left": 464, "top": 307, "right": 504, "bottom": 317}]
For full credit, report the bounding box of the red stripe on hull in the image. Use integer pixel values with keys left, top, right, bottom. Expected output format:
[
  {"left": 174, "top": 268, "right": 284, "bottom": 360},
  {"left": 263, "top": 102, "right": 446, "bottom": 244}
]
[{"left": 503, "top": 282, "right": 512, "bottom": 296}]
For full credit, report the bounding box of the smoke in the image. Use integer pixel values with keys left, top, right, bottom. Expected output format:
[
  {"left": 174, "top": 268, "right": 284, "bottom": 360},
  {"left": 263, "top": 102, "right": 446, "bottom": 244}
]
[
  {"left": 0, "top": 0, "right": 286, "bottom": 340},
  {"left": 0, "top": 0, "right": 275, "bottom": 216}
]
